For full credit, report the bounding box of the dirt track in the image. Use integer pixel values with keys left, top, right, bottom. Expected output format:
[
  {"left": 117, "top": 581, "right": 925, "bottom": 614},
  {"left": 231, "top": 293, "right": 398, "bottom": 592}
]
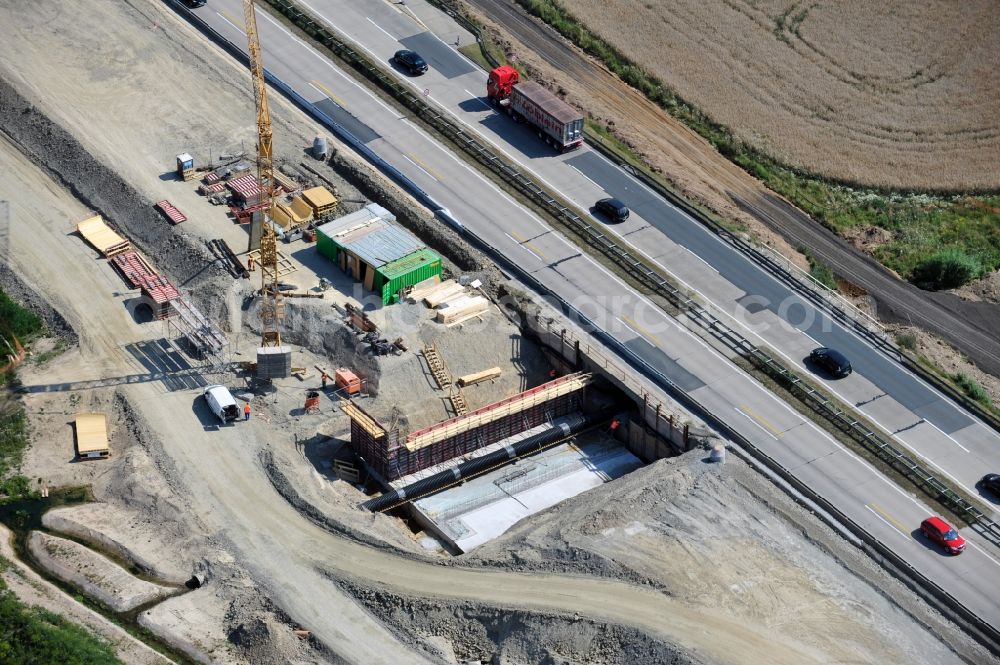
[
  {"left": 464, "top": 0, "right": 1000, "bottom": 377},
  {"left": 0, "top": 1, "right": 994, "bottom": 663}
]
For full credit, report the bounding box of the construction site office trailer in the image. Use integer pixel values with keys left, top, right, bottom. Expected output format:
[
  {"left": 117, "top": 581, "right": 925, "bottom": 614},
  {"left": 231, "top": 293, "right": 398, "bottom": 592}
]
[{"left": 376, "top": 248, "right": 442, "bottom": 304}]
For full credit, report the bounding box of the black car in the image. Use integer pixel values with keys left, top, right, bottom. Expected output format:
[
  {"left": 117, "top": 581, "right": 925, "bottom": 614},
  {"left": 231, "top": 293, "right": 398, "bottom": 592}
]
[
  {"left": 982, "top": 474, "right": 1000, "bottom": 495},
  {"left": 595, "top": 198, "right": 630, "bottom": 223},
  {"left": 808, "top": 347, "right": 852, "bottom": 378},
  {"left": 393, "top": 50, "right": 428, "bottom": 75},
  {"left": 182, "top": 0, "right": 207, "bottom": 7}
]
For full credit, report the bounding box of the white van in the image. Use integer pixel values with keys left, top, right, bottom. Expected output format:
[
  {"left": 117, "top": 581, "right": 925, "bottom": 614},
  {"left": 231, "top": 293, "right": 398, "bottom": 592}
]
[{"left": 203, "top": 385, "right": 240, "bottom": 423}]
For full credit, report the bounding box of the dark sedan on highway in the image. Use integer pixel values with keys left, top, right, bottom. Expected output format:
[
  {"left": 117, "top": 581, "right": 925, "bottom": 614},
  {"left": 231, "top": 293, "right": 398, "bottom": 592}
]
[
  {"left": 808, "top": 347, "right": 852, "bottom": 378},
  {"left": 982, "top": 473, "right": 1000, "bottom": 495},
  {"left": 393, "top": 50, "right": 428, "bottom": 75},
  {"left": 595, "top": 197, "right": 630, "bottom": 223}
]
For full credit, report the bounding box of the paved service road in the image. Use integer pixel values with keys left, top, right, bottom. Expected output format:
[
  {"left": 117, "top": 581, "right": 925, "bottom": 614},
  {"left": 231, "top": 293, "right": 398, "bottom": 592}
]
[
  {"left": 290, "top": 0, "right": 1000, "bottom": 509},
  {"left": 184, "top": 0, "right": 1000, "bottom": 631}
]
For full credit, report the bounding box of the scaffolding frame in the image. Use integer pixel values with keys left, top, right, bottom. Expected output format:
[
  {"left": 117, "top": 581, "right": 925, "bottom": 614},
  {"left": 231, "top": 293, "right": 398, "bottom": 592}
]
[{"left": 343, "top": 373, "right": 591, "bottom": 483}]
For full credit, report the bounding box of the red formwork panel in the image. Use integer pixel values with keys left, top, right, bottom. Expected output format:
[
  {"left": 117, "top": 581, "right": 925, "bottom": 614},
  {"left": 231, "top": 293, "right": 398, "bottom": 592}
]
[
  {"left": 155, "top": 200, "right": 187, "bottom": 224},
  {"left": 354, "top": 375, "right": 588, "bottom": 483},
  {"left": 110, "top": 250, "right": 156, "bottom": 288}
]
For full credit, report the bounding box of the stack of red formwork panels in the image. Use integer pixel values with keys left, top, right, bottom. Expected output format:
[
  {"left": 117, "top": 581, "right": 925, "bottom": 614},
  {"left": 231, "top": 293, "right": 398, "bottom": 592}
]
[
  {"left": 155, "top": 200, "right": 187, "bottom": 225},
  {"left": 138, "top": 274, "right": 180, "bottom": 320},
  {"left": 227, "top": 174, "right": 262, "bottom": 206},
  {"left": 203, "top": 172, "right": 221, "bottom": 185},
  {"left": 199, "top": 182, "right": 227, "bottom": 195},
  {"left": 110, "top": 251, "right": 156, "bottom": 288}
]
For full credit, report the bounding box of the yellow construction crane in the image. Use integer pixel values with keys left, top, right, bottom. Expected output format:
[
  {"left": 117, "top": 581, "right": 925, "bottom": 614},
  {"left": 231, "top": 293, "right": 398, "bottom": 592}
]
[{"left": 242, "top": 0, "right": 283, "bottom": 350}]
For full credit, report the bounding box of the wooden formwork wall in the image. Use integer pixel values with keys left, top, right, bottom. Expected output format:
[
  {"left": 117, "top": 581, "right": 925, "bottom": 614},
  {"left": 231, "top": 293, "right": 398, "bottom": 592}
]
[
  {"left": 379, "top": 387, "right": 584, "bottom": 481},
  {"left": 526, "top": 314, "right": 691, "bottom": 458}
]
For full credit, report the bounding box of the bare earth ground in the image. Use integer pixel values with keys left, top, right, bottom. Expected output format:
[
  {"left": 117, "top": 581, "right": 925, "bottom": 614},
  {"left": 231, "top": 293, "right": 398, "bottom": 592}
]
[
  {"left": 43, "top": 504, "right": 192, "bottom": 583},
  {"left": 0, "top": 0, "right": 994, "bottom": 663},
  {"left": 557, "top": 0, "right": 1000, "bottom": 190},
  {"left": 27, "top": 531, "right": 175, "bottom": 612}
]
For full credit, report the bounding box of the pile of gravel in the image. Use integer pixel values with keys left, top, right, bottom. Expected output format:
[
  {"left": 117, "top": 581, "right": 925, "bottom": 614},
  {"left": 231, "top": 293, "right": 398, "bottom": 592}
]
[{"left": 338, "top": 579, "right": 703, "bottom": 665}]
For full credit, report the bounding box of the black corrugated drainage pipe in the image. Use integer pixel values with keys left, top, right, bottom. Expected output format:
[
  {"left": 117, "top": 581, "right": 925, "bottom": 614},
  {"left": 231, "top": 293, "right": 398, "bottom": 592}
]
[{"left": 362, "top": 412, "right": 604, "bottom": 512}]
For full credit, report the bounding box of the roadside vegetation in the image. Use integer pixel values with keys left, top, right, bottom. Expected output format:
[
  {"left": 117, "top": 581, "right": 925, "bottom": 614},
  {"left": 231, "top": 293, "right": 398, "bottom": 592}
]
[
  {"left": 799, "top": 247, "right": 837, "bottom": 290},
  {"left": 0, "top": 577, "right": 122, "bottom": 664},
  {"left": 0, "top": 289, "right": 44, "bottom": 501},
  {"left": 513, "top": 0, "right": 1000, "bottom": 290}
]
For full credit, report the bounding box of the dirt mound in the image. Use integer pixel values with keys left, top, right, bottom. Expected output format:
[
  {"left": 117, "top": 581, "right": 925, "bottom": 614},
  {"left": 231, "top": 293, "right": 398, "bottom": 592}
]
[
  {"left": 260, "top": 448, "right": 423, "bottom": 556},
  {"left": 268, "top": 299, "right": 381, "bottom": 393},
  {"left": 0, "top": 260, "right": 76, "bottom": 345},
  {"left": 468, "top": 451, "right": 988, "bottom": 664},
  {"left": 0, "top": 78, "right": 230, "bottom": 314},
  {"left": 28, "top": 531, "right": 175, "bottom": 612},
  {"left": 340, "top": 580, "right": 702, "bottom": 665}
]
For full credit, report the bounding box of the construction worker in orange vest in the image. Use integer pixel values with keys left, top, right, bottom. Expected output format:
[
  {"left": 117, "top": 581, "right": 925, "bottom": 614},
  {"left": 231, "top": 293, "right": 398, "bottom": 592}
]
[
  {"left": 321, "top": 371, "right": 329, "bottom": 390},
  {"left": 609, "top": 418, "right": 620, "bottom": 435},
  {"left": 243, "top": 402, "right": 251, "bottom": 421}
]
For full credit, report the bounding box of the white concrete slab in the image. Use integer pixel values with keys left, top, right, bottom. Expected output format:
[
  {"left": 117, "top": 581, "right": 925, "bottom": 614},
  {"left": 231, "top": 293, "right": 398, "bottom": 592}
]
[{"left": 414, "top": 437, "right": 642, "bottom": 552}]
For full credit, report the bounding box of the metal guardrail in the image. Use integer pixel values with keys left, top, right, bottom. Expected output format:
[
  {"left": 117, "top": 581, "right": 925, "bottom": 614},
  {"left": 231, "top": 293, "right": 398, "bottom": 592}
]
[
  {"left": 432, "top": 0, "right": 1000, "bottom": 438},
  {"left": 250, "top": 0, "right": 1000, "bottom": 539},
  {"left": 178, "top": 2, "right": 1000, "bottom": 650}
]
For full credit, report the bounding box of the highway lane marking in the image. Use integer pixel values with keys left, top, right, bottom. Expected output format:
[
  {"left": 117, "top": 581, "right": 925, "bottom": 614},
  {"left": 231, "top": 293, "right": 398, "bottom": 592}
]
[
  {"left": 249, "top": 3, "right": 988, "bottom": 510},
  {"left": 618, "top": 315, "right": 661, "bottom": 347},
  {"left": 504, "top": 232, "right": 545, "bottom": 263},
  {"left": 736, "top": 405, "right": 782, "bottom": 438},
  {"left": 463, "top": 90, "right": 493, "bottom": 111},
  {"left": 967, "top": 542, "right": 1000, "bottom": 570},
  {"left": 506, "top": 230, "right": 548, "bottom": 262},
  {"left": 365, "top": 16, "right": 396, "bottom": 40},
  {"left": 865, "top": 504, "right": 909, "bottom": 539},
  {"left": 684, "top": 247, "right": 719, "bottom": 273},
  {"left": 217, "top": 10, "right": 245, "bottom": 35},
  {"left": 734, "top": 407, "right": 778, "bottom": 441},
  {"left": 569, "top": 164, "right": 605, "bottom": 192},
  {"left": 255, "top": 10, "right": 401, "bottom": 118},
  {"left": 921, "top": 418, "right": 971, "bottom": 453},
  {"left": 402, "top": 153, "right": 441, "bottom": 182},
  {"left": 308, "top": 80, "right": 346, "bottom": 108},
  {"left": 382, "top": 0, "right": 431, "bottom": 31}
]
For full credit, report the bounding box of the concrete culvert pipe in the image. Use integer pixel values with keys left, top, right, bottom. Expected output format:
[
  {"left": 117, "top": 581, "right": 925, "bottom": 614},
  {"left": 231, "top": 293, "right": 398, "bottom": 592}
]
[{"left": 361, "top": 412, "right": 603, "bottom": 513}]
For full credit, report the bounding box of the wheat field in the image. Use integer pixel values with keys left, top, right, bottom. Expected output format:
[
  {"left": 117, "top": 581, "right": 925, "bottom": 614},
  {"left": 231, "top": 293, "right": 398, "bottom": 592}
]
[{"left": 559, "top": 0, "right": 1000, "bottom": 190}]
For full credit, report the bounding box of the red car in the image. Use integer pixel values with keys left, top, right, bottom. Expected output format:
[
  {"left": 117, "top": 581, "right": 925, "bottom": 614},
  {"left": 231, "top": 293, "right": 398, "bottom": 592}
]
[{"left": 920, "top": 516, "right": 966, "bottom": 555}]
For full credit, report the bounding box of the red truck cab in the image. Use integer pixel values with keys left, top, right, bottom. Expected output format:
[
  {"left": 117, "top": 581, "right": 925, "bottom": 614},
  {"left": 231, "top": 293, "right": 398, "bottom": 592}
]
[{"left": 487, "top": 65, "right": 519, "bottom": 102}]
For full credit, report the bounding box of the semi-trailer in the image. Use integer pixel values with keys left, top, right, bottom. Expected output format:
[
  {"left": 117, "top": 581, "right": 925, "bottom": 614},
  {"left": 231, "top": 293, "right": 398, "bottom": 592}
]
[{"left": 486, "top": 65, "right": 584, "bottom": 151}]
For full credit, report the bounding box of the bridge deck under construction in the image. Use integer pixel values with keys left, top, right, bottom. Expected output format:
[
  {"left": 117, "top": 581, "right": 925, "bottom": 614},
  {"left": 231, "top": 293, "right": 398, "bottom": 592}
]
[{"left": 344, "top": 372, "right": 591, "bottom": 482}]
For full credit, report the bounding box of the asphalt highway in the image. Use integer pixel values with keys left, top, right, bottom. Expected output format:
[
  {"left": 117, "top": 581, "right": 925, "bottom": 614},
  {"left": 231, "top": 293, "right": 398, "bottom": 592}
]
[
  {"left": 183, "top": 0, "right": 1000, "bottom": 627},
  {"left": 292, "top": 0, "right": 1000, "bottom": 509}
]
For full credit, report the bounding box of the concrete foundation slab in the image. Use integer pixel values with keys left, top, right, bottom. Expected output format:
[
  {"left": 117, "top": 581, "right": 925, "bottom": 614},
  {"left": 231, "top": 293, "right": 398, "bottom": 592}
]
[{"left": 413, "top": 434, "right": 643, "bottom": 552}]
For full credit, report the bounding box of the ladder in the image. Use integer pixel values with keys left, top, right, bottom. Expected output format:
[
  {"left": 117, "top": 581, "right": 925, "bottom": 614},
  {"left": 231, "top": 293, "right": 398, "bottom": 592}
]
[
  {"left": 421, "top": 343, "right": 452, "bottom": 390},
  {"left": 449, "top": 388, "right": 469, "bottom": 417}
]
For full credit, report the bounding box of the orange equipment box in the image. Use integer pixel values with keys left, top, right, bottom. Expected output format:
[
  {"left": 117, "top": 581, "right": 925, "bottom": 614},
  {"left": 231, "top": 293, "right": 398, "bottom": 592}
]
[{"left": 335, "top": 368, "right": 361, "bottom": 395}]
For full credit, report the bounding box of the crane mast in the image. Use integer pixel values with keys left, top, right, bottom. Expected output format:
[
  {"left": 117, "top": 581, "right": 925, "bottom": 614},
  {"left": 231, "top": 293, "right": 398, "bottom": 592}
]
[{"left": 242, "top": 0, "right": 282, "bottom": 348}]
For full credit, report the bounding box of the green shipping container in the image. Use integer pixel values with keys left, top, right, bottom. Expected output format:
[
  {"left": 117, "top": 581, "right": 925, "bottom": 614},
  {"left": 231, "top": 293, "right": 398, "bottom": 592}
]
[
  {"left": 315, "top": 226, "right": 339, "bottom": 262},
  {"left": 377, "top": 248, "right": 442, "bottom": 304}
]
